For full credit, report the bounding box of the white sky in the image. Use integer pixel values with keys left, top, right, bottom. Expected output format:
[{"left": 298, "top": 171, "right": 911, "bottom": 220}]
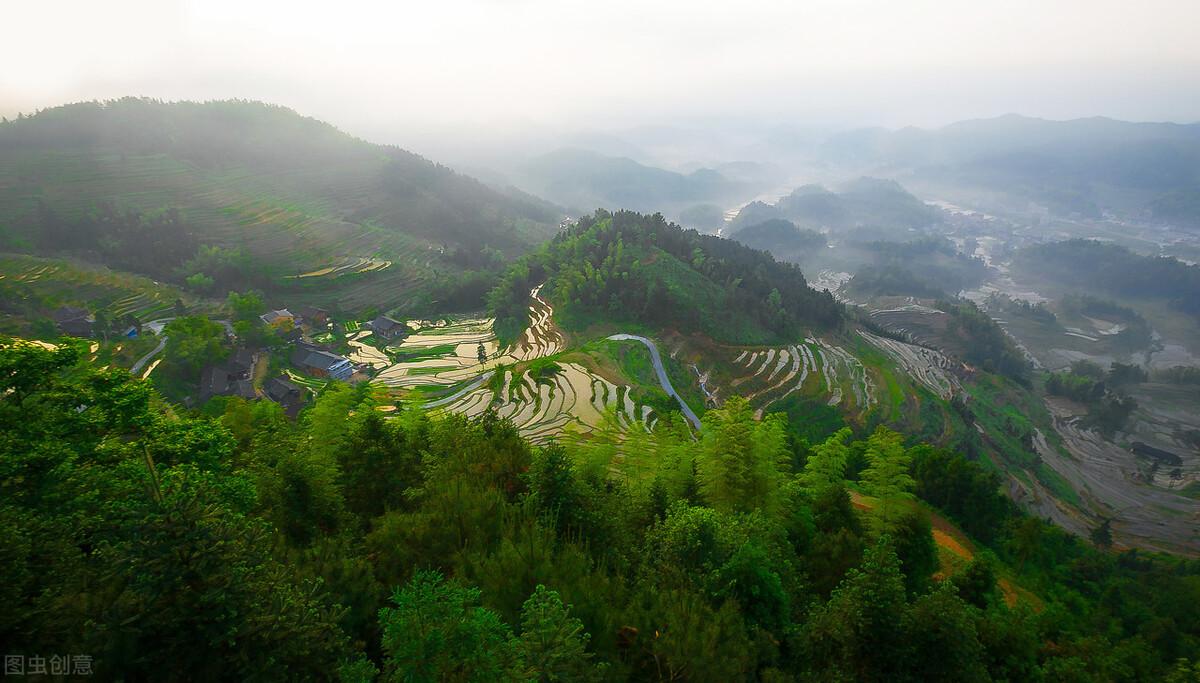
[{"left": 3, "top": 0, "right": 1199, "bottom": 149}]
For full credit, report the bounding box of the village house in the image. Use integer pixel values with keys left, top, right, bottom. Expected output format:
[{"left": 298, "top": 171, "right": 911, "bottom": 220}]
[
  {"left": 198, "top": 348, "right": 260, "bottom": 402},
  {"left": 53, "top": 306, "right": 94, "bottom": 338},
  {"left": 260, "top": 309, "right": 297, "bottom": 328},
  {"left": 370, "top": 315, "right": 406, "bottom": 341},
  {"left": 295, "top": 305, "right": 330, "bottom": 328},
  {"left": 264, "top": 375, "right": 306, "bottom": 417},
  {"left": 290, "top": 343, "right": 354, "bottom": 381}
]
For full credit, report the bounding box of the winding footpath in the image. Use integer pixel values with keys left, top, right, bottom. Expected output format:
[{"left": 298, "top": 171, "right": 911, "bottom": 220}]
[
  {"left": 607, "top": 334, "right": 702, "bottom": 430},
  {"left": 130, "top": 336, "right": 167, "bottom": 375}
]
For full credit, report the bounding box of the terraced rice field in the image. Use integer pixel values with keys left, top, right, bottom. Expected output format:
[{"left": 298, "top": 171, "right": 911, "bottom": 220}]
[
  {"left": 859, "top": 330, "right": 962, "bottom": 400},
  {"left": 429, "top": 364, "right": 657, "bottom": 443},
  {"left": 715, "top": 335, "right": 878, "bottom": 413},
  {"left": 0, "top": 254, "right": 192, "bottom": 322},
  {"left": 371, "top": 285, "right": 646, "bottom": 441},
  {"left": 287, "top": 256, "right": 392, "bottom": 279}
]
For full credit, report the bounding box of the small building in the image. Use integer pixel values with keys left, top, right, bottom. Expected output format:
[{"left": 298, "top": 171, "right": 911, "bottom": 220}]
[
  {"left": 370, "top": 315, "right": 406, "bottom": 340},
  {"left": 199, "top": 350, "right": 261, "bottom": 402},
  {"left": 199, "top": 365, "right": 231, "bottom": 401},
  {"left": 260, "top": 309, "right": 296, "bottom": 328},
  {"left": 226, "top": 348, "right": 258, "bottom": 379},
  {"left": 53, "top": 306, "right": 94, "bottom": 338},
  {"left": 290, "top": 345, "right": 354, "bottom": 381},
  {"left": 231, "top": 379, "right": 258, "bottom": 400},
  {"left": 265, "top": 376, "right": 306, "bottom": 418},
  {"left": 296, "top": 306, "right": 330, "bottom": 327}
]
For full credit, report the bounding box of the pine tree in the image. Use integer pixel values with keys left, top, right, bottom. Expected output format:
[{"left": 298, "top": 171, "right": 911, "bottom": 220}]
[{"left": 860, "top": 427, "right": 916, "bottom": 535}]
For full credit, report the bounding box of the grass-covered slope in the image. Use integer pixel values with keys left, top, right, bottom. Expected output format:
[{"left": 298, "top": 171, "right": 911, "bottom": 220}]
[{"left": 0, "top": 98, "right": 561, "bottom": 312}]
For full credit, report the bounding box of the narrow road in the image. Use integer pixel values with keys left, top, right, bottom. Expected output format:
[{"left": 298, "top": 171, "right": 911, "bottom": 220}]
[
  {"left": 607, "top": 334, "right": 702, "bottom": 430},
  {"left": 130, "top": 336, "right": 167, "bottom": 375}
]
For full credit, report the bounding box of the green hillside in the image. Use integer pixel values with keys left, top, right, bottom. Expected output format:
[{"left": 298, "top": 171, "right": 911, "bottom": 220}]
[
  {"left": 489, "top": 209, "right": 843, "bottom": 345},
  {"left": 0, "top": 98, "right": 561, "bottom": 312}
]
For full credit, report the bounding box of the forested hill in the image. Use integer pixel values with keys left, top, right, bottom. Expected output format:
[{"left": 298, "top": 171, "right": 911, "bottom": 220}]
[
  {"left": 0, "top": 98, "right": 561, "bottom": 311},
  {"left": 731, "top": 178, "right": 943, "bottom": 238},
  {"left": 489, "top": 209, "right": 843, "bottom": 344},
  {"left": 1013, "top": 239, "right": 1200, "bottom": 316}
]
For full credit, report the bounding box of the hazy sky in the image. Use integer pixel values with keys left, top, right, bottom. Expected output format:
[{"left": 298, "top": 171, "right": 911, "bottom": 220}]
[{"left": 4, "top": 0, "right": 1199, "bottom": 151}]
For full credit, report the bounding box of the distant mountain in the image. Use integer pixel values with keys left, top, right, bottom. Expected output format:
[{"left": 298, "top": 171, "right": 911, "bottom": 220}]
[
  {"left": 729, "top": 218, "right": 827, "bottom": 262},
  {"left": 512, "top": 148, "right": 746, "bottom": 215},
  {"left": 0, "top": 98, "right": 561, "bottom": 311},
  {"left": 820, "top": 114, "right": 1200, "bottom": 223},
  {"left": 731, "top": 178, "right": 942, "bottom": 235}
]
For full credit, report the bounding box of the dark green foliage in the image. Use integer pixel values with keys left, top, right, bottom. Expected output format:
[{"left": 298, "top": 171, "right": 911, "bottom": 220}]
[
  {"left": 935, "top": 298, "right": 1032, "bottom": 383},
  {"left": 1045, "top": 367, "right": 1140, "bottom": 436},
  {"left": 849, "top": 263, "right": 949, "bottom": 298},
  {"left": 379, "top": 570, "right": 525, "bottom": 682},
  {"left": 987, "top": 292, "right": 1058, "bottom": 324},
  {"left": 0, "top": 338, "right": 352, "bottom": 679},
  {"left": 519, "top": 585, "right": 608, "bottom": 682},
  {"left": 800, "top": 538, "right": 914, "bottom": 681},
  {"left": 1060, "top": 293, "right": 1154, "bottom": 351},
  {"left": 909, "top": 445, "right": 1014, "bottom": 543},
  {"left": 162, "top": 314, "right": 230, "bottom": 378},
  {"left": 3, "top": 337, "right": 1198, "bottom": 680}
]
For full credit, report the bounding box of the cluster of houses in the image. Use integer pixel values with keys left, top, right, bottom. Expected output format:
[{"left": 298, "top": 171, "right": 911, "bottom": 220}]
[
  {"left": 53, "top": 306, "right": 138, "bottom": 339},
  {"left": 52, "top": 301, "right": 408, "bottom": 419}
]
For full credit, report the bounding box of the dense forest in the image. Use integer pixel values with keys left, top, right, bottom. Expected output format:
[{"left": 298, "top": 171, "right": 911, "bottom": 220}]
[
  {"left": 4, "top": 338, "right": 1199, "bottom": 681},
  {"left": 1015, "top": 240, "right": 1200, "bottom": 316},
  {"left": 489, "top": 210, "right": 843, "bottom": 344}
]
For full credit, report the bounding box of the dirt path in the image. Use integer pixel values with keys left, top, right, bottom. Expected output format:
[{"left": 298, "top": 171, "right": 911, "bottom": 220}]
[{"left": 130, "top": 336, "right": 166, "bottom": 375}]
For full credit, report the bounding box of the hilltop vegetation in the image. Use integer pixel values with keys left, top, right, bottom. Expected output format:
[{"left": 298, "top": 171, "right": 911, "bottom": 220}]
[
  {"left": 4, "top": 340, "right": 1199, "bottom": 680},
  {"left": 846, "top": 237, "right": 991, "bottom": 298},
  {"left": 0, "top": 98, "right": 561, "bottom": 312},
  {"left": 489, "top": 210, "right": 843, "bottom": 345},
  {"left": 730, "top": 218, "right": 827, "bottom": 263}
]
